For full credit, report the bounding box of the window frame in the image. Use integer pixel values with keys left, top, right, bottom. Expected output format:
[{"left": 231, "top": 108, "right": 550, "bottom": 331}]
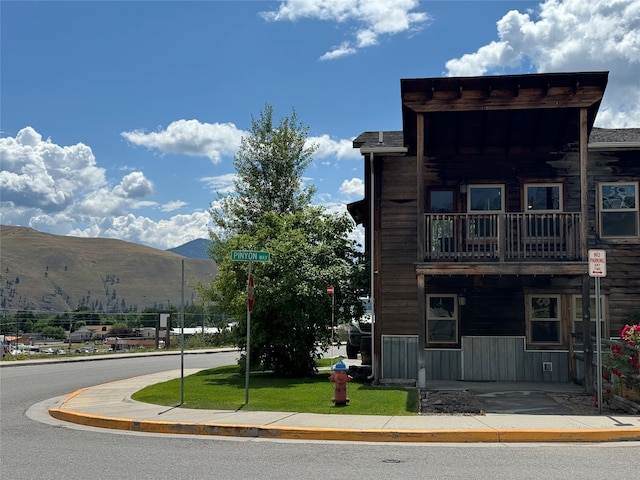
[
  {"left": 526, "top": 294, "right": 562, "bottom": 346},
  {"left": 524, "top": 183, "right": 563, "bottom": 213},
  {"left": 598, "top": 182, "right": 639, "bottom": 238},
  {"left": 467, "top": 184, "right": 505, "bottom": 213},
  {"left": 426, "top": 294, "right": 459, "bottom": 347}
]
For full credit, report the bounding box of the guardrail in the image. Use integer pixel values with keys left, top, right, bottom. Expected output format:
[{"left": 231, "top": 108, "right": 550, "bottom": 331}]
[{"left": 425, "top": 212, "right": 580, "bottom": 261}]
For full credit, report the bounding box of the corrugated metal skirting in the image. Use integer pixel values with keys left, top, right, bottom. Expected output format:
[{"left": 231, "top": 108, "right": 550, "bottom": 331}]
[
  {"left": 382, "top": 335, "right": 418, "bottom": 380},
  {"left": 382, "top": 335, "right": 570, "bottom": 382}
]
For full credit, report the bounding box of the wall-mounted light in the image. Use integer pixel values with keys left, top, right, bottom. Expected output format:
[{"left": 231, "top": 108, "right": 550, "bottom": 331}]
[
  {"left": 458, "top": 294, "right": 467, "bottom": 306},
  {"left": 459, "top": 182, "right": 467, "bottom": 193}
]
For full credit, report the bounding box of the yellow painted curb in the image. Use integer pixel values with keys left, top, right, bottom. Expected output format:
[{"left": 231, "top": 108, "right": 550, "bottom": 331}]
[
  {"left": 48, "top": 408, "right": 640, "bottom": 443},
  {"left": 497, "top": 428, "right": 640, "bottom": 443}
]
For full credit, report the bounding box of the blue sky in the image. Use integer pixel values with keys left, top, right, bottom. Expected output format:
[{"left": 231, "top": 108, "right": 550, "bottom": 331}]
[{"left": 2, "top": 0, "right": 639, "bottom": 250}]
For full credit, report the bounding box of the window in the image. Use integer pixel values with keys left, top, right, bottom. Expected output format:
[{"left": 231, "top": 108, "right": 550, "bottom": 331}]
[
  {"left": 468, "top": 185, "right": 504, "bottom": 212},
  {"left": 524, "top": 183, "right": 563, "bottom": 238},
  {"left": 527, "top": 295, "right": 561, "bottom": 345},
  {"left": 429, "top": 190, "right": 455, "bottom": 253},
  {"left": 426, "top": 295, "right": 458, "bottom": 345},
  {"left": 525, "top": 184, "right": 562, "bottom": 212},
  {"left": 599, "top": 182, "right": 638, "bottom": 237},
  {"left": 430, "top": 191, "right": 454, "bottom": 213},
  {"left": 467, "top": 185, "right": 504, "bottom": 238},
  {"left": 572, "top": 295, "right": 607, "bottom": 347}
]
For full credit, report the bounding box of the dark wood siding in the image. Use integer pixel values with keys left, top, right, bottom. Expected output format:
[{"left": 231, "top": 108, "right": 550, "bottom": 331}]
[
  {"left": 378, "top": 156, "right": 418, "bottom": 336},
  {"left": 588, "top": 150, "right": 640, "bottom": 336}
]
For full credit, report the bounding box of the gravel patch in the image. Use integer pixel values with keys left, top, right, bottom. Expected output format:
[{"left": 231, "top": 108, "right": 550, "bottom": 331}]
[
  {"left": 420, "top": 390, "right": 484, "bottom": 415},
  {"left": 420, "top": 390, "right": 628, "bottom": 416}
]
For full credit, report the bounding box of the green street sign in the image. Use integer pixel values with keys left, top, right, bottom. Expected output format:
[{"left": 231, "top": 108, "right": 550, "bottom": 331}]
[{"left": 231, "top": 250, "right": 271, "bottom": 262}]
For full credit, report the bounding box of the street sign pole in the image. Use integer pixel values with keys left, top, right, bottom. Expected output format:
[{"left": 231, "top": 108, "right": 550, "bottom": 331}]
[
  {"left": 595, "top": 274, "right": 602, "bottom": 414},
  {"left": 245, "top": 261, "right": 252, "bottom": 405},
  {"left": 327, "top": 286, "right": 335, "bottom": 358},
  {"left": 588, "top": 249, "right": 607, "bottom": 414},
  {"left": 231, "top": 250, "right": 270, "bottom": 405}
]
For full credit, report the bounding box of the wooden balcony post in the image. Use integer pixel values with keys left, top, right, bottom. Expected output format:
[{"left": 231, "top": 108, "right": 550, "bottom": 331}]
[
  {"left": 579, "top": 108, "right": 588, "bottom": 260},
  {"left": 498, "top": 213, "right": 505, "bottom": 261},
  {"left": 417, "top": 113, "right": 425, "bottom": 261}
]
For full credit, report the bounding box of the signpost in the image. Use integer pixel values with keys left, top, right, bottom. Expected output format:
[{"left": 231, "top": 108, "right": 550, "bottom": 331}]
[
  {"left": 327, "top": 286, "right": 335, "bottom": 348},
  {"left": 588, "top": 249, "right": 607, "bottom": 414},
  {"left": 231, "top": 250, "right": 270, "bottom": 404}
]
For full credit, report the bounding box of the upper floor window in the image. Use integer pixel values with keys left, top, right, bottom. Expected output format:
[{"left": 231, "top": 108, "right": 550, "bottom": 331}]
[
  {"left": 467, "top": 185, "right": 504, "bottom": 212},
  {"left": 525, "top": 184, "right": 562, "bottom": 212},
  {"left": 524, "top": 183, "right": 563, "bottom": 238},
  {"left": 599, "top": 182, "right": 638, "bottom": 238},
  {"left": 429, "top": 190, "right": 455, "bottom": 213}
]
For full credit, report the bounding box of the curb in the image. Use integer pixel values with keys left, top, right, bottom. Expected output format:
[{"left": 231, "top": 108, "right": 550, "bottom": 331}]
[{"left": 48, "top": 407, "right": 640, "bottom": 443}]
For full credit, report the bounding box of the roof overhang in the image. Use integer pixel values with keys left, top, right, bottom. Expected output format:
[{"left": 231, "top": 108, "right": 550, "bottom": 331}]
[
  {"left": 401, "top": 72, "right": 609, "bottom": 155},
  {"left": 359, "top": 146, "right": 408, "bottom": 154}
]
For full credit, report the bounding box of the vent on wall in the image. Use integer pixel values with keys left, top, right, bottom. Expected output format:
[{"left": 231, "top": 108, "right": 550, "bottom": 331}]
[{"left": 542, "top": 362, "right": 553, "bottom": 372}]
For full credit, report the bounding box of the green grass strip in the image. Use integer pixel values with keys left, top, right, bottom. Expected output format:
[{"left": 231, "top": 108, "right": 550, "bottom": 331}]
[{"left": 131, "top": 364, "right": 419, "bottom": 416}]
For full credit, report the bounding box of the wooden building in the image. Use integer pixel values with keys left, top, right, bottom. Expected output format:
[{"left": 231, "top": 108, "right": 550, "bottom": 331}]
[{"left": 348, "top": 71, "right": 640, "bottom": 388}]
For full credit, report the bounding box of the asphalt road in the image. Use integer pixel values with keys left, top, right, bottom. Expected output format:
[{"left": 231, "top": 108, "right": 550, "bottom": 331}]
[{"left": 1, "top": 351, "right": 639, "bottom": 480}]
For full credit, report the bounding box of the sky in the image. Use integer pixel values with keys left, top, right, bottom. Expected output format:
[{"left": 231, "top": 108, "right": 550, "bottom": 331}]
[{"left": 1, "top": 0, "right": 639, "bottom": 251}]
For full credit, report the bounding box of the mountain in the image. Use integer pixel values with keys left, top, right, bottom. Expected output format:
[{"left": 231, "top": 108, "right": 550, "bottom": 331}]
[
  {"left": 167, "top": 238, "right": 212, "bottom": 259},
  {"left": 0, "top": 226, "right": 217, "bottom": 313}
]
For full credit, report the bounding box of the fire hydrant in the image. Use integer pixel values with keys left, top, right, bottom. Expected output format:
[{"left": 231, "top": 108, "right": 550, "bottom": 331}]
[{"left": 329, "top": 360, "right": 352, "bottom": 405}]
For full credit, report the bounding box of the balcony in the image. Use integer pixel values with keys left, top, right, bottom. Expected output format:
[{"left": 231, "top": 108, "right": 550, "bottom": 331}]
[{"left": 425, "top": 212, "right": 580, "bottom": 262}]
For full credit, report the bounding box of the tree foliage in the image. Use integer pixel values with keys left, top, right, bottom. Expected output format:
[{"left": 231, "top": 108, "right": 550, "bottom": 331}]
[
  {"left": 204, "top": 105, "right": 365, "bottom": 376},
  {"left": 210, "top": 104, "right": 318, "bottom": 238}
]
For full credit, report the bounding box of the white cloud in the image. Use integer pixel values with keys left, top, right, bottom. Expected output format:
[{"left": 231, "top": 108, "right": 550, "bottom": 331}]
[
  {"left": 68, "top": 211, "right": 213, "bottom": 251},
  {"left": 261, "top": 0, "right": 430, "bottom": 60},
  {"left": 339, "top": 177, "right": 364, "bottom": 198},
  {"left": 121, "top": 119, "right": 245, "bottom": 163},
  {"left": 0, "top": 127, "right": 106, "bottom": 213},
  {"left": 444, "top": 0, "right": 640, "bottom": 127},
  {"left": 309, "top": 134, "right": 361, "bottom": 160},
  {"left": 161, "top": 200, "right": 188, "bottom": 212},
  {"left": 0, "top": 127, "right": 202, "bottom": 249},
  {"left": 319, "top": 43, "right": 357, "bottom": 61},
  {"left": 200, "top": 173, "right": 237, "bottom": 195},
  {"left": 113, "top": 171, "right": 155, "bottom": 199}
]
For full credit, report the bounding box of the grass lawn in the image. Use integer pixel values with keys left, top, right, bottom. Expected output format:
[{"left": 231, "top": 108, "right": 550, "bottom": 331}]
[{"left": 131, "top": 358, "right": 419, "bottom": 416}]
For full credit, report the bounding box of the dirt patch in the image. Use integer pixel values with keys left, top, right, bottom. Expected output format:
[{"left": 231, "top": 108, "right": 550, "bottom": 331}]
[
  {"left": 548, "top": 393, "right": 627, "bottom": 415},
  {"left": 420, "top": 389, "right": 628, "bottom": 416},
  {"left": 420, "top": 390, "right": 484, "bottom": 415}
]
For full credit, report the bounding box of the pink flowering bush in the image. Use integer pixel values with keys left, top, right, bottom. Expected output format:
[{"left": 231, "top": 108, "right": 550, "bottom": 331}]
[
  {"left": 620, "top": 323, "right": 640, "bottom": 346},
  {"left": 603, "top": 322, "right": 640, "bottom": 404}
]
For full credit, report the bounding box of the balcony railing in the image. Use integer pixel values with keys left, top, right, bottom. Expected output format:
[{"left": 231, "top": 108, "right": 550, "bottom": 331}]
[{"left": 425, "top": 212, "right": 580, "bottom": 261}]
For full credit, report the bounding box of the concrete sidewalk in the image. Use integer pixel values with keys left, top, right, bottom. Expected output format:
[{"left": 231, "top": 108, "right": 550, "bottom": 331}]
[{"left": 48, "top": 369, "right": 640, "bottom": 443}]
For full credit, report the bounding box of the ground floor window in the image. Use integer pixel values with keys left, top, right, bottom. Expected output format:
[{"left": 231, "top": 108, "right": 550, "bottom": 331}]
[
  {"left": 426, "top": 294, "right": 459, "bottom": 346},
  {"left": 526, "top": 294, "right": 562, "bottom": 345},
  {"left": 572, "top": 295, "right": 607, "bottom": 347}
]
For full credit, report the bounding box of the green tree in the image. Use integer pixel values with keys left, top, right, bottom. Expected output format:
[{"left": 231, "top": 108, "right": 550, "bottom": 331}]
[
  {"left": 210, "top": 209, "right": 364, "bottom": 376},
  {"left": 205, "top": 105, "right": 364, "bottom": 376},
  {"left": 40, "top": 326, "right": 66, "bottom": 340},
  {"left": 210, "top": 104, "right": 318, "bottom": 238},
  {"left": 108, "top": 323, "right": 133, "bottom": 336}
]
